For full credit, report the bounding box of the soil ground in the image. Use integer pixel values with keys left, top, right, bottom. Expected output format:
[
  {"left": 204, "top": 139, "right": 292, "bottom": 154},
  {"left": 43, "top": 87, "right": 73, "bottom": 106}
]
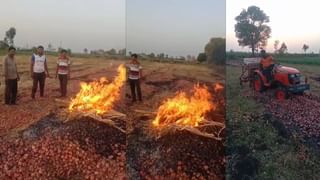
[{"left": 0, "top": 55, "right": 225, "bottom": 179}]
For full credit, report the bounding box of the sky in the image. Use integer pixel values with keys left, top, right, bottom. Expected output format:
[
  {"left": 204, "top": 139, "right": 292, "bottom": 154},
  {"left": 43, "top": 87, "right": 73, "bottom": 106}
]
[
  {"left": 0, "top": 0, "right": 125, "bottom": 53},
  {"left": 126, "top": 0, "right": 226, "bottom": 57},
  {"left": 227, "top": 0, "right": 320, "bottom": 53}
]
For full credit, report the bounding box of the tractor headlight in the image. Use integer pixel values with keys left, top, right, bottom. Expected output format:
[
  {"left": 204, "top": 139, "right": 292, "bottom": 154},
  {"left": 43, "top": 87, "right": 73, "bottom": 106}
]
[{"left": 289, "top": 74, "right": 301, "bottom": 84}]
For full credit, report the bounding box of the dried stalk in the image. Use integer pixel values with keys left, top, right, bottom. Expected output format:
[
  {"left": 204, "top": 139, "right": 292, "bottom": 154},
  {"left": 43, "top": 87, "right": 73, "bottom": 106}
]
[
  {"left": 63, "top": 110, "right": 126, "bottom": 134},
  {"left": 153, "top": 119, "right": 225, "bottom": 140},
  {"left": 134, "top": 109, "right": 157, "bottom": 115}
]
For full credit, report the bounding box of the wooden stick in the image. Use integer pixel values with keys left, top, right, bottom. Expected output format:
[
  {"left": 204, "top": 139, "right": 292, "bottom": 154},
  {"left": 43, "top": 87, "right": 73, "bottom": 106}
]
[
  {"left": 134, "top": 109, "right": 156, "bottom": 115},
  {"left": 65, "top": 111, "right": 126, "bottom": 133},
  {"left": 155, "top": 123, "right": 224, "bottom": 141}
]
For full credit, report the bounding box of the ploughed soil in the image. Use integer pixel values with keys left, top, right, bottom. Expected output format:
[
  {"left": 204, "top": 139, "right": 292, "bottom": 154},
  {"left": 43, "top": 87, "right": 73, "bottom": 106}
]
[{"left": 125, "top": 70, "right": 225, "bottom": 179}]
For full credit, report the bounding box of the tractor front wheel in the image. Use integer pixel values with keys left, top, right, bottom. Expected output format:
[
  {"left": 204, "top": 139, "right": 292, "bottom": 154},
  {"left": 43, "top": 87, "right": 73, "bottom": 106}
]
[
  {"left": 253, "top": 74, "right": 265, "bottom": 92},
  {"left": 275, "top": 87, "right": 288, "bottom": 100}
]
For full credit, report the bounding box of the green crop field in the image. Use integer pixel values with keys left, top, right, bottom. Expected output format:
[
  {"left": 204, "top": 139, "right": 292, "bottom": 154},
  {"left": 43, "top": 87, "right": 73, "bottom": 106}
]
[{"left": 276, "top": 56, "right": 320, "bottom": 65}]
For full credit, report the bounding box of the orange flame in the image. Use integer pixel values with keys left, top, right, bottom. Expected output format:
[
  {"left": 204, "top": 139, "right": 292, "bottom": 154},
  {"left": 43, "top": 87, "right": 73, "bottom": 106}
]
[
  {"left": 68, "top": 64, "right": 126, "bottom": 114},
  {"left": 214, "top": 83, "right": 224, "bottom": 92},
  {"left": 152, "top": 84, "right": 215, "bottom": 127}
]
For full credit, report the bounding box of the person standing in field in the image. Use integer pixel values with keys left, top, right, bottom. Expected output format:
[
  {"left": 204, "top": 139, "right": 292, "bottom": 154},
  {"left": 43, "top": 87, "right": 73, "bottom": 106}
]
[
  {"left": 2, "top": 46, "right": 20, "bottom": 105},
  {"left": 30, "top": 46, "right": 50, "bottom": 99},
  {"left": 126, "top": 54, "right": 143, "bottom": 103},
  {"left": 55, "top": 49, "right": 71, "bottom": 97}
]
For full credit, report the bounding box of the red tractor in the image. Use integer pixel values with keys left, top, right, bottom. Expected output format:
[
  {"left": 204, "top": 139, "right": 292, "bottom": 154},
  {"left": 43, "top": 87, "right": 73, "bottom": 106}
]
[{"left": 240, "top": 58, "right": 310, "bottom": 100}]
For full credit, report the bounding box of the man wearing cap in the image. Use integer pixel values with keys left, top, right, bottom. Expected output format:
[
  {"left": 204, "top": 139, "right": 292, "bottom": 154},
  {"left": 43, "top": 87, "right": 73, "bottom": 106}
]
[
  {"left": 30, "top": 46, "right": 50, "bottom": 99},
  {"left": 2, "top": 46, "right": 20, "bottom": 105},
  {"left": 260, "top": 50, "right": 275, "bottom": 83}
]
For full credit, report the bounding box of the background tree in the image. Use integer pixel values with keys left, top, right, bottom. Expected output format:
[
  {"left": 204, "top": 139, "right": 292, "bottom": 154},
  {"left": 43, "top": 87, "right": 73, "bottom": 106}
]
[
  {"left": 158, "top": 53, "right": 165, "bottom": 59},
  {"left": 186, "top": 55, "right": 192, "bottom": 61},
  {"left": 205, "top": 37, "right": 226, "bottom": 64},
  {"left": 235, "top": 6, "right": 271, "bottom": 56},
  {"left": 83, "top": 48, "right": 88, "bottom": 54},
  {"left": 302, "top": 44, "right": 309, "bottom": 55},
  {"left": 197, "top": 53, "right": 207, "bottom": 63},
  {"left": 107, "top": 48, "right": 117, "bottom": 55},
  {"left": 0, "top": 40, "right": 9, "bottom": 49},
  {"left": 48, "top": 43, "right": 53, "bottom": 51},
  {"left": 148, "top": 52, "right": 155, "bottom": 58},
  {"left": 4, "top": 27, "right": 16, "bottom": 46},
  {"left": 118, "top": 48, "right": 126, "bottom": 56},
  {"left": 274, "top": 40, "right": 280, "bottom": 54},
  {"left": 278, "top": 42, "right": 288, "bottom": 54},
  {"left": 67, "top": 49, "right": 72, "bottom": 55}
]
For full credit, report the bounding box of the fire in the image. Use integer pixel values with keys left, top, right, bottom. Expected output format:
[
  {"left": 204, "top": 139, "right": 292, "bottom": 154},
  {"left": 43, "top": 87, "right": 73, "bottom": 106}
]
[
  {"left": 152, "top": 84, "right": 215, "bottom": 127},
  {"left": 68, "top": 64, "right": 126, "bottom": 114},
  {"left": 214, "top": 83, "right": 224, "bottom": 92}
]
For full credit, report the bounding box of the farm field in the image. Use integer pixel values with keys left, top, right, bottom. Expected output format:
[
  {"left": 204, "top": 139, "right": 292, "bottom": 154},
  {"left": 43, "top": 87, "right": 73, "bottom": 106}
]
[
  {"left": 0, "top": 54, "right": 225, "bottom": 179},
  {"left": 226, "top": 58, "right": 320, "bottom": 179},
  {"left": 277, "top": 56, "right": 320, "bottom": 66}
]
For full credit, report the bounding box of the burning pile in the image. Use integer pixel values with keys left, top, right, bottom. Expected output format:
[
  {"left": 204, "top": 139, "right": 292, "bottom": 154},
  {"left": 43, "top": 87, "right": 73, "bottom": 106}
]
[
  {"left": 68, "top": 64, "right": 126, "bottom": 115},
  {"left": 153, "top": 84, "right": 215, "bottom": 127},
  {"left": 152, "top": 84, "right": 224, "bottom": 140}
]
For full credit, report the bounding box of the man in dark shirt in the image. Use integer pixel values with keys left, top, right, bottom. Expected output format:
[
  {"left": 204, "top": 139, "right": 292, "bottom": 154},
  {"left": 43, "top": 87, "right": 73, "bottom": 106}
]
[{"left": 2, "top": 46, "right": 20, "bottom": 105}]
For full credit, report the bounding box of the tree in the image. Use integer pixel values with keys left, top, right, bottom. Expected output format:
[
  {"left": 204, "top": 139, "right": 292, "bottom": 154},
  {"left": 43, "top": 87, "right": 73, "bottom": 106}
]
[
  {"left": 186, "top": 55, "right": 192, "bottom": 61},
  {"left": 48, "top": 43, "right": 53, "bottom": 51},
  {"left": 235, "top": 6, "right": 271, "bottom": 56},
  {"left": 148, "top": 53, "right": 155, "bottom": 58},
  {"left": 118, "top": 48, "right": 126, "bottom": 56},
  {"left": 0, "top": 41, "right": 9, "bottom": 49},
  {"left": 5, "top": 27, "right": 16, "bottom": 46},
  {"left": 205, "top": 37, "right": 226, "bottom": 64},
  {"left": 197, "top": 53, "right": 207, "bottom": 62},
  {"left": 158, "top": 53, "right": 165, "bottom": 59},
  {"left": 67, "top": 49, "right": 72, "bottom": 55},
  {"left": 84, "top": 48, "right": 88, "bottom": 54},
  {"left": 278, "top": 42, "right": 288, "bottom": 54},
  {"left": 274, "top": 40, "right": 280, "bottom": 54},
  {"left": 302, "top": 44, "right": 309, "bottom": 55},
  {"left": 107, "top": 48, "right": 117, "bottom": 55}
]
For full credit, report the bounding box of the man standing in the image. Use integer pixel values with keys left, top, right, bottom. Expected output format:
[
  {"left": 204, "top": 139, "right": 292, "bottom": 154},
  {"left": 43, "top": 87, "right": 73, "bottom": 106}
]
[
  {"left": 2, "top": 46, "right": 20, "bottom": 105},
  {"left": 30, "top": 46, "right": 50, "bottom": 99},
  {"left": 126, "top": 54, "right": 142, "bottom": 103},
  {"left": 55, "top": 49, "right": 71, "bottom": 97},
  {"left": 260, "top": 50, "right": 275, "bottom": 83}
]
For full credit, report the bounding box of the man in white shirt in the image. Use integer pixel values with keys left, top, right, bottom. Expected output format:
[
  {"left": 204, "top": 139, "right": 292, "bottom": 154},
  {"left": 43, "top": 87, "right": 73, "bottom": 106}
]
[
  {"left": 30, "top": 46, "right": 50, "bottom": 99},
  {"left": 126, "top": 54, "right": 143, "bottom": 103}
]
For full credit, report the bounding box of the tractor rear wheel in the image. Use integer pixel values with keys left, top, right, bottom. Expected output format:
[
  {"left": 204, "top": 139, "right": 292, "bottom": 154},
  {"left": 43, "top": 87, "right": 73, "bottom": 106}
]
[
  {"left": 253, "top": 74, "right": 265, "bottom": 92},
  {"left": 275, "top": 87, "right": 288, "bottom": 100}
]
